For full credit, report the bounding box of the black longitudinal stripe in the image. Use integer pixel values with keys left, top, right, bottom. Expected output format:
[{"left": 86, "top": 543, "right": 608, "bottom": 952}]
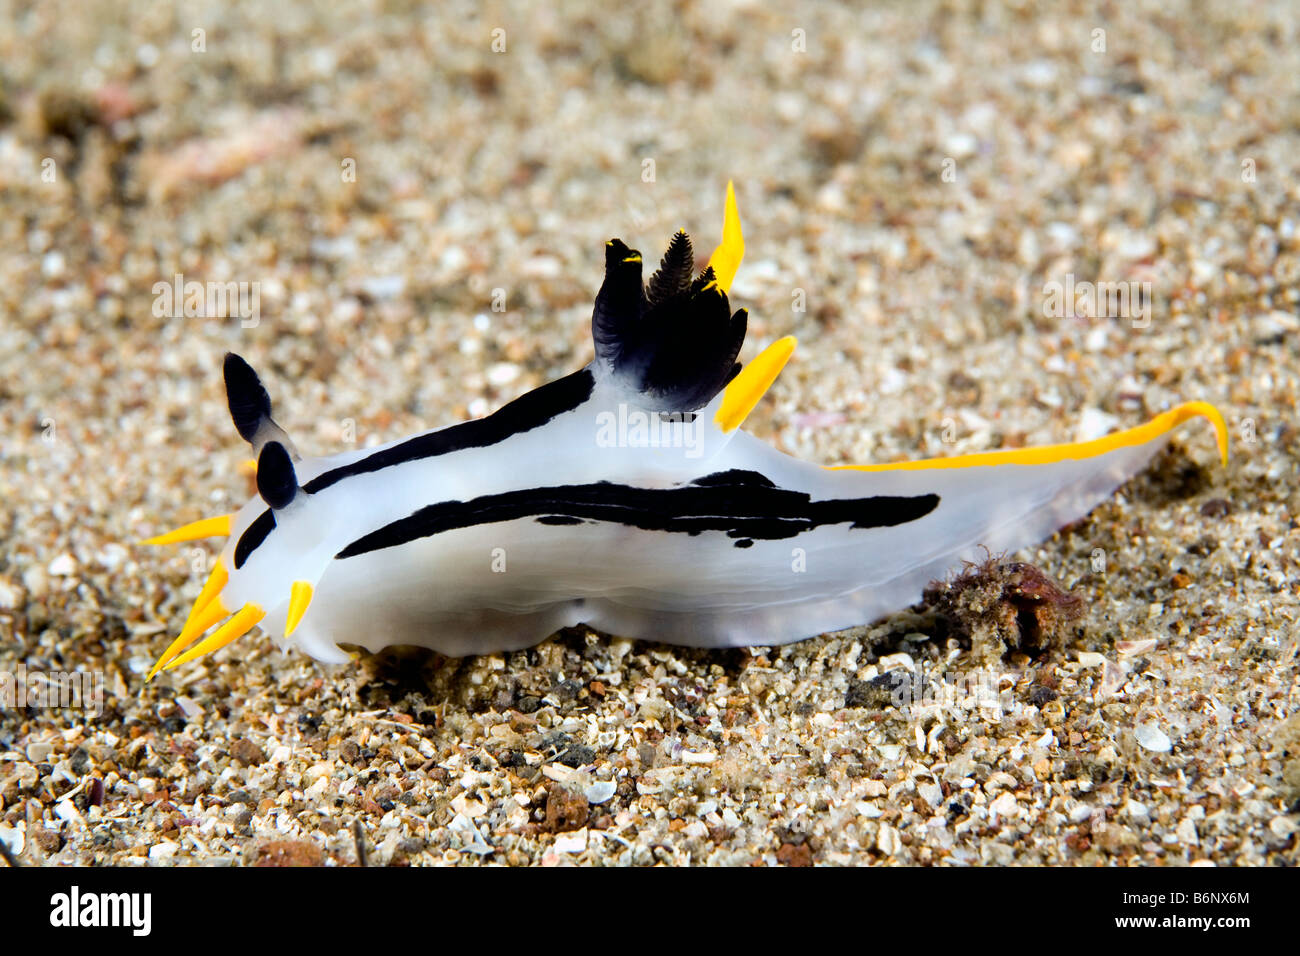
[
  {"left": 336, "top": 477, "right": 939, "bottom": 559},
  {"left": 301, "top": 368, "right": 596, "bottom": 495},
  {"left": 234, "top": 509, "right": 276, "bottom": 569}
]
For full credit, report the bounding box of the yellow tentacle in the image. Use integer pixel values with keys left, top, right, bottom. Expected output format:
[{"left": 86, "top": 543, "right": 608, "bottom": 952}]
[
  {"left": 137, "top": 514, "right": 233, "bottom": 546},
  {"left": 162, "top": 603, "right": 266, "bottom": 673},
  {"left": 146, "top": 595, "right": 230, "bottom": 681},
  {"left": 185, "top": 560, "right": 229, "bottom": 625},
  {"left": 285, "top": 581, "right": 314, "bottom": 637}
]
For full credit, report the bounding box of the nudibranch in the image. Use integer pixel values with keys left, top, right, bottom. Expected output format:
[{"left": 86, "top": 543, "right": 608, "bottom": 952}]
[{"left": 140, "top": 183, "right": 1228, "bottom": 679}]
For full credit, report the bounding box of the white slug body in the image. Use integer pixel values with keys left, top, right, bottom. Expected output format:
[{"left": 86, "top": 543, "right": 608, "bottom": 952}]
[{"left": 142, "top": 185, "right": 1227, "bottom": 677}]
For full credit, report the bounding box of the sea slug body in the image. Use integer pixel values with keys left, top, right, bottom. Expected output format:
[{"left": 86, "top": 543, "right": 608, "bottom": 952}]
[{"left": 140, "top": 183, "right": 1228, "bottom": 678}]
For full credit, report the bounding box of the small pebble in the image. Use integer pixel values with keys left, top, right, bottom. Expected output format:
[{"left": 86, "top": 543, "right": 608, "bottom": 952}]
[
  {"left": 0, "top": 576, "right": 20, "bottom": 609},
  {"left": 585, "top": 780, "right": 616, "bottom": 805},
  {"left": 26, "top": 742, "right": 53, "bottom": 763},
  {"left": 1135, "top": 722, "right": 1173, "bottom": 753},
  {"left": 553, "top": 829, "right": 588, "bottom": 854}
]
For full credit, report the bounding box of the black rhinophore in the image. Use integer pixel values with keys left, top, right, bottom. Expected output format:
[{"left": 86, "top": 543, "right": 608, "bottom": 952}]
[
  {"left": 256, "top": 441, "right": 299, "bottom": 511},
  {"left": 224, "top": 353, "right": 274, "bottom": 443}
]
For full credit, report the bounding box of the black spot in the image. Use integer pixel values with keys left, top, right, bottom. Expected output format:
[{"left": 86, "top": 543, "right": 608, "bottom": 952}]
[
  {"left": 1029, "top": 685, "right": 1059, "bottom": 707},
  {"left": 162, "top": 716, "right": 186, "bottom": 734},
  {"left": 1199, "top": 498, "right": 1231, "bottom": 519}
]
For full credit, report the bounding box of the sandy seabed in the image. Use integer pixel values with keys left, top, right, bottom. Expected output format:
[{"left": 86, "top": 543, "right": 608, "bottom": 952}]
[{"left": 0, "top": 0, "right": 1297, "bottom": 865}]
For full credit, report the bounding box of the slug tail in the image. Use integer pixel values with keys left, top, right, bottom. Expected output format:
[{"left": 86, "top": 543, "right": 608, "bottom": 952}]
[{"left": 801, "top": 400, "right": 1231, "bottom": 623}]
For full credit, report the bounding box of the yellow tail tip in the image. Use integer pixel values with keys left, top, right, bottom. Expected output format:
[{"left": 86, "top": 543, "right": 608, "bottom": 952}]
[
  {"left": 715, "top": 336, "right": 797, "bottom": 433},
  {"left": 1171, "top": 400, "right": 1229, "bottom": 467},
  {"left": 137, "top": 513, "right": 233, "bottom": 546},
  {"left": 285, "top": 581, "right": 314, "bottom": 637}
]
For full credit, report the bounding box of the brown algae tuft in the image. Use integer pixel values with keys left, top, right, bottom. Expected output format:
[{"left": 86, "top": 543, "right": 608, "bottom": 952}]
[{"left": 923, "top": 556, "right": 1084, "bottom": 665}]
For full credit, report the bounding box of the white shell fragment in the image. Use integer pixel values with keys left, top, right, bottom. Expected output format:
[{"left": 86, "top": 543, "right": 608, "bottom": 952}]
[
  {"left": 680, "top": 750, "right": 717, "bottom": 765},
  {"left": 1135, "top": 722, "right": 1172, "bottom": 753},
  {"left": 586, "top": 780, "right": 617, "bottom": 804}
]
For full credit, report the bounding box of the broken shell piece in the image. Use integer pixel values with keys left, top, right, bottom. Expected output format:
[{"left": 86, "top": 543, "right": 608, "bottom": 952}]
[{"left": 1135, "top": 722, "right": 1172, "bottom": 753}]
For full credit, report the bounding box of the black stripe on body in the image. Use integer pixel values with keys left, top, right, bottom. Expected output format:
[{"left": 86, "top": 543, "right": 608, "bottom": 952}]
[
  {"left": 301, "top": 368, "right": 596, "bottom": 495},
  {"left": 336, "top": 472, "right": 939, "bottom": 559},
  {"left": 234, "top": 509, "right": 276, "bottom": 569}
]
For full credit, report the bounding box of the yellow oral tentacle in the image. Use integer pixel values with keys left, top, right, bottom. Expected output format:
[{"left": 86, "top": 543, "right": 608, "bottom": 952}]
[
  {"left": 137, "top": 513, "right": 233, "bottom": 546},
  {"left": 147, "top": 595, "right": 230, "bottom": 681},
  {"left": 708, "top": 180, "right": 744, "bottom": 294},
  {"left": 185, "top": 560, "right": 229, "bottom": 625},
  {"left": 162, "top": 603, "right": 266, "bottom": 673},
  {"left": 715, "top": 336, "right": 797, "bottom": 433},
  {"left": 285, "top": 581, "right": 314, "bottom": 637},
  {"left": 158, "top": 558, "right": 230, "bottom": 659}
]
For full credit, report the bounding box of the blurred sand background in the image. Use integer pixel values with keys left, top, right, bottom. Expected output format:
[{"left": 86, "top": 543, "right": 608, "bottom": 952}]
[{"left": 0, "top": 0, "right": 1297, "bottom": 865}]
